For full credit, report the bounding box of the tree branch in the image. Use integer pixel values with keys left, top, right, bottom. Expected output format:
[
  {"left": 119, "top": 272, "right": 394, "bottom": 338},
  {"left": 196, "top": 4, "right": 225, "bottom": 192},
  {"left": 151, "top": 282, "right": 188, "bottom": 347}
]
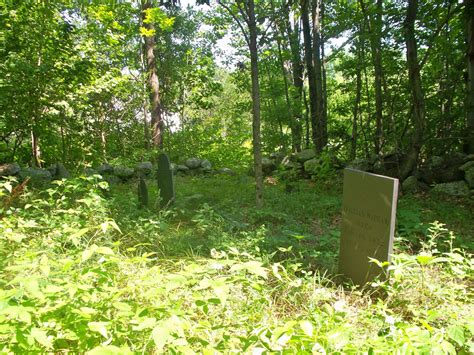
[
  {"left": 217, "top": 0, "right": 250, "bottom": 46},
  {"left": 419, "top": 1, "right": 462, "bottom": 70}
]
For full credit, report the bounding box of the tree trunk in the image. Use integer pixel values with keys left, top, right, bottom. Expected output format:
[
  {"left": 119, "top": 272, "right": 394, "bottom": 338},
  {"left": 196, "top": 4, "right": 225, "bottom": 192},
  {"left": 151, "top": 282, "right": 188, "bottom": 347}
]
[
  {"left": 266, "top": 63, "right": 285, "bottom": 144},
  {"left": 301, "top": 0, "right": 318, "bottom": 151},
  {"left": 303, "top": 89, "right": 310, "bottom": 148},
  {"left": 359, "top": 0, "right": 384, "bottom": 155},
  {"left": 31, "top": 128, "right": 41, "bottom": 167},
  {"left": 276, "top": 39, "right": 293, "bottom": 149},
  {"left": 248, "top": 0, "right": 264, "bottom": 208},
  {"left": 142, "top": 0, "right": 164, "bottom": 148},
  {"left": 312, "top": 0, "right": 326, "bottom": 152},
  {"left": 284, "top": 3, "right": 303, "bottom": 152},
  {"left": 352, "top": 37, "right": 363, "bottom": 160},
  {"left": 401, "top": 0, "right": 425, "bottom": 180},
  {"left": 140, "top": 40, "right": 151, "bottom": 150},
  {"left": 466, "top": 0, "right": 474, "bottom": 154}
]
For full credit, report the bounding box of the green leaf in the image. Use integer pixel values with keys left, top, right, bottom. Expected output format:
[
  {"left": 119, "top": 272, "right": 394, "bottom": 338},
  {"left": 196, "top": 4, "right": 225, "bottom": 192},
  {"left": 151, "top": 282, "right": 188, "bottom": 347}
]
[
  {"left": 4, "top": 182, "right": 12, "bottom": 193},
  {"left": 112, "top": 302, "right": 131, "bottom": 312},
  {"left": 97, "top": 247, "right": 114, "bottom": 255},
  {"left": 231, "top": 261, "right": 268, "bottom": 279},
  {"left": 447, "top": 325, "right": 465, "bottom": 346},
  {"left": 416, "top": 253, "right": 435, "bottom": 266},
  {"left": 86, "top": 345, "right": 133, "bottom": 355},
  {"left": 70, "top": 227, "right": 90, "bottom": 241},
  {"left": 133, "top": 317, "right": 156, "bottom": 331},
  {"left": 82, "top": 248, "right": 95, "bottom": 262},
  {"left": 300, "top": 320, "right": 313, "bottom": 337},
  {"left": 31, "top": 328, "right": 53, "bottom": 349},
  {"left": 88, "top": 322, "right": 109, "bottom": 339},
  {"left": 152, "top": 324, "right": 172, "bottom": 351}
]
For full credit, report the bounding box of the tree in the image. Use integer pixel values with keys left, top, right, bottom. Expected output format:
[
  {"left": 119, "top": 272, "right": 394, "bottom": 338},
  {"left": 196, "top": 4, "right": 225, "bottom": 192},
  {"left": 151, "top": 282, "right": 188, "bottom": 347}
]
[
  {"left": 213, "top": 0, "right": 264, "bottom": 207},
  {"left": 141, "top": 1, "right": 166, "bottom": 148},
  {"left": 401, "top": 0, "right": 425, "bottom": 179},
  {"left": 466, "top": 0, "right": 474, "bottom": 154}
]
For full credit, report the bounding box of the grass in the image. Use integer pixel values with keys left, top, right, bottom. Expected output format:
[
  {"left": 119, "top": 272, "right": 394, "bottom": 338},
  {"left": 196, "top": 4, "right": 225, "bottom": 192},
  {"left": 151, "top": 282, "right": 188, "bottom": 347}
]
[{"left": 0, "top": 174, "right": 472, "bottom": 353}]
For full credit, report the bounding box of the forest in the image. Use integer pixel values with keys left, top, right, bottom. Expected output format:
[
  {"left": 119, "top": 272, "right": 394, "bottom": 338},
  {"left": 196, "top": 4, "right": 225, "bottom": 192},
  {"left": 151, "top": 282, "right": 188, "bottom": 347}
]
[{"left": 0, "top": 0, "right": 473, "bottom": 353}]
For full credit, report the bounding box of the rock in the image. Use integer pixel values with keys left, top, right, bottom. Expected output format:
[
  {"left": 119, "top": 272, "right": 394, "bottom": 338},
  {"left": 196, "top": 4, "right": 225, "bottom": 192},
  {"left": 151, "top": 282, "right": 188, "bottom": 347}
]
[
  {"left": 97, "top": 163, "right": 114, "bottom": 175},
  {"left": 176, "top": 164, "right": 190, "bottom": 173},
  {"left": 200, "top": 159, "right": 212, "bottom": 170},
  {"left": 198, "top": 167, "right": 213, "bottom": 175},
  {"left": 105, "top": 175, "right": 121, "bottom": 185},
  {"left": 114, "top": 166, "right": 135, "bottom": 181},
  {"left": 303, "top": 158, "right": 320, "bottom": 175},
  {"left": 56, "top": 163, "right": 70, "bottom": 179},
  {"left": 185, "top": 158, "right": 201, "bottom": 169},
  {"left": 84, "top": 168, "right": 98, "bottom": 176},
  {"left": 465, "top": 167, "right": 474, "bottom": 189},
  {"left": 19, "top": 167, "right": 52, "bottom": 185},
  {"left": 136, "top": 161, "right": 153, "bottom": 176},
  {"left": 262, "top": 157, "right": 276, "bottom": 175},
  {"left": 464, "top": 154, "right": 474, "bottom": 163},
  {"left": 281, "top": 155, "right": 300, "bottom": 170},
  {"left": 459, "top": 161, "right": 474, "bottom": 172},
  {"left": 270, "top": 151, "right": 286, "bottom": 165},
  {"left": 48, "top": 163, "right": 70, "bottom": 179},
  {"left": 427, "top": 156, "right": 444, "bottom": 169},
  {"left": 217, "top": 168, "right": 236, "bottom": 176},
  {"left": 347, "top": 158, "right": 372, "bottom": 172},
  {"left": 170, "top": 163, "right": 177, "bottom": 175},
  {"left": 46, "top": 165, "right": 57, "bottom": 177},
  {"left": 0, "top": 163, "right": 20, "bottom": 177},
  {"left": 419, "top": 153, "right": 467, "bottom": 185},
  {"left": 402, "top": 176, "right": 419, "bottom": 193},
  {"left": 295, "top": 149, "right": 316, "bottom": 163},
  {"left": 432, "top": 181, "right": 470, "bottom": 197}
]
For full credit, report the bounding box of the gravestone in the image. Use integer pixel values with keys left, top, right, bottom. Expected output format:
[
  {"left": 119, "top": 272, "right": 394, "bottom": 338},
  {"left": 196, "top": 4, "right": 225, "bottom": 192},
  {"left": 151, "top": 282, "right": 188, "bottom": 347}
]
[
  {"left": 338, "top": 168, "right": 399, "bottom": 285},
  {"left": 137, "top": 176, "right": 149, "bottom": 209},
  {"left": 157, "top": 153, "right": 175, "bottom": 208}
]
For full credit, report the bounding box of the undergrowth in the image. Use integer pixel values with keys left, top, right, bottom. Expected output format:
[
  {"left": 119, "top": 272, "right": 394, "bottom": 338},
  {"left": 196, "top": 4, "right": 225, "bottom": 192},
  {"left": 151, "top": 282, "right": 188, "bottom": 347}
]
[{"left": 0, "top": 175, "right": 472, "bottom": 353}]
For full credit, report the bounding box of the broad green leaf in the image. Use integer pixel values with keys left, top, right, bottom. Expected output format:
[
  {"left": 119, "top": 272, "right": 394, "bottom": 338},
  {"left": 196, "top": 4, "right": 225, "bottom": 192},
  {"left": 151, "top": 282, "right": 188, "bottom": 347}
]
[
  {"left": 4, "top": 182, "right": 12, "bottom": 193},
  {"left": 152, "top": 324, "right": 172, "bottom": 351},
  {"left": 300, "top": 320, "right": 313, "bottom": 337},
  {"left": 31, "top": 328, "right": 53, "bottom": 349},
  {"left": 82, "top": 248, "right": 95, "bottom": 262},
  {"left": 86, "top": 345, "right": 133, "bottom": 355},
  {"left": 133, "top": 317, "right": 156, "bottom": 331},
  {"left": 416, "top": 253, "right": 434, "bottom": 266},
  {"left": 231, "top": 261, "right": 268, "bottom": 279},
  {"left": 88, "top": 322, "right": 108, "bottom": 338},
  {"left": 112, "top": 302, "right": 131, "bottom": 312},
  {"left": 447, "top": 325, "right": 465, "bottom": 346},
  {"left": 70, "top": 227, "right": 90, "bottom": 240},
  {"left": 80, "top": 307, "right": 97, "bottom": 315},
  {"left": 97, "top": 247, "right": 114, "bottom": 255}
]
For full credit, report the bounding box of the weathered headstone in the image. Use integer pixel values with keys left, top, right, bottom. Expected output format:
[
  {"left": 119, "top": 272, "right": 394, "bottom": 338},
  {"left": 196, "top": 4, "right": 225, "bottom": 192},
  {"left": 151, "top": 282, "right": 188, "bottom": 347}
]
[
  {"left": 138, "top": 176, "right": 149, "bottom": 209},
  {"left": 338, "top": 168, "right": 399, "bottom": 285},
  {"left": 157, "top": 153, "right": 175, "bottom": 208}
]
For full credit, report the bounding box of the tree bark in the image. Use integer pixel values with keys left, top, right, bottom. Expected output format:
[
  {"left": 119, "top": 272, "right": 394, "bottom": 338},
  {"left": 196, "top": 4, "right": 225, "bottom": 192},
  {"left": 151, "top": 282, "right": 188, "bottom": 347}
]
[
  {"left": 465, "top": 0, "right": 474, "bottom": 154},
  {"left": 248, "top": 0, "right": 264, "bottom": 208},
  {"left": 359, "top": 0, "right": 384, "bottom": 155},
  {"left": 284, "top": 2, "right": 303, "bottom": 152},
  {"left": 142, "top": 0, "right": 164, "bottom": 149},
  {"left": 31, "top": 128, "right": 41, "bottom": 167},
  {"left": 401, "top": 0, "right": 425, "bottom": 180},
  {"left": 301, "top": 0, "right": 318, "bottom": 151},
  {"left": 276, "top": 38, "right": 293, "bottom": 148},
  {"left": 352, "top": 37, "right": 363, "bottom": 160},
  {"left": 312, "top": 0, "right": 326, "bottom": 152}
]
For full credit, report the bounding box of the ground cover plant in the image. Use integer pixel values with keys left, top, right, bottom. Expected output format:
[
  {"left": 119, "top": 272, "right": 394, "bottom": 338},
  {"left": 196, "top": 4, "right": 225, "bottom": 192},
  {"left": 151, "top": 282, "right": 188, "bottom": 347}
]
[{"left": 0, "top": 175, "right": 472, "bottom": 353}]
